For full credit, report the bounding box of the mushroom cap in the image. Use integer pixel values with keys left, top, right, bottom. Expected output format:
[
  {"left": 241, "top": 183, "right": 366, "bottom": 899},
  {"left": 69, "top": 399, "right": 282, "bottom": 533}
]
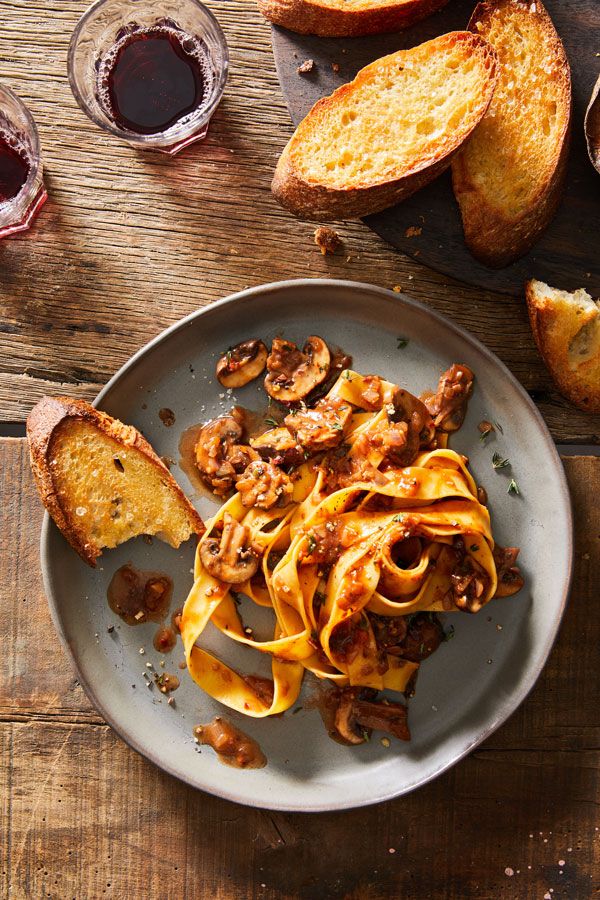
[
  {"left": 216, "top": 340, "right": 268, "bottom": 389},
  {"left": 265, "top": 336, "right": 331, "bottom": 403},
  {"left": 199, "top": 515, "right": 260, "bottom": 584}
]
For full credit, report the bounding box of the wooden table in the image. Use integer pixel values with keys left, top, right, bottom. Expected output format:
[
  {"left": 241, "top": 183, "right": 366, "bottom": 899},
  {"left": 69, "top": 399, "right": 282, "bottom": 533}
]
[{"left": 1, "top": 2, "right": 598, "bottom": 898}]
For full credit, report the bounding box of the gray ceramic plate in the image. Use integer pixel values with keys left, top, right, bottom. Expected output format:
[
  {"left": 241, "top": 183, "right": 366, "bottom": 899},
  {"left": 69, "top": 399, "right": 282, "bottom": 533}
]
[{"left": 41, "top": 279, "right": 572, "bottom": 811}]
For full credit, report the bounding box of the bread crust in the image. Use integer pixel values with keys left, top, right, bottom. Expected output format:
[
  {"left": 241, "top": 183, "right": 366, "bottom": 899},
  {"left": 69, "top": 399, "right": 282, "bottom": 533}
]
[
  {"left": 257, "top": 0, "right": 450, "bottom": 37},
  {"left": 27, "top": 396, "right": 205, "bottom": 566},
  {"left": 272, "top": 32, "right": 498, "bottom": 221},
  {"left": 525, "top": 280, "right": 600, "bottom": 414},
  {"left": 452, "top": 0, "right": 572, "bottom": 269}
]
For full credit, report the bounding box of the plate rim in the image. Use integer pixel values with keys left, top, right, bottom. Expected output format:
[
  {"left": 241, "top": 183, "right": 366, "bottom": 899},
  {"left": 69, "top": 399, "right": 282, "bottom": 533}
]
[{"left": 40, "top": 278, "right": 574, "bottom": 811}]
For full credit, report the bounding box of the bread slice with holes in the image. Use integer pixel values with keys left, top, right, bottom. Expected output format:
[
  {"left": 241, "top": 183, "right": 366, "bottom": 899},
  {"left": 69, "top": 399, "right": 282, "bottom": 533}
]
[
  {"left": 526, "top": 279, "right": 600, "bottom": 414},
  {"left": 27, "top": 397, "right": 205, "bottom": 566},
  {"left": 271, "top": 32, "right": 498, "bottom": 221},
  {"left": 452, "top": 0, "right": 571, "bottom": 269},
  {"left": 257, "top": 0, "right": 450, "bottom": 37}
]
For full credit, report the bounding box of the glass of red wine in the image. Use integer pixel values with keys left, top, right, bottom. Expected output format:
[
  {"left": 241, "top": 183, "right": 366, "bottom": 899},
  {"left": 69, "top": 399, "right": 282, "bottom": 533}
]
[
  {"left": 68, "top": 0, "right": 228, "bottom": 155},
  {"left": 0, "top": 84, "right": 47, "bottom": 238}
]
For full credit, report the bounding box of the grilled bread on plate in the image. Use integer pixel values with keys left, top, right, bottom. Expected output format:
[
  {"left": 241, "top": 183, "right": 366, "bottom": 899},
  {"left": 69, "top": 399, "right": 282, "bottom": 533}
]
[
  {"left": 257, "top": 0, "right": 450, "bottom": 37},
  {"left": 27, "top": 397, "right": 204, "bottom": 566},
  {"left": 272, "top": 31, "right": 498, "bottom": 221},
  {"left": 452, "top": 0, "right": 571, "bottom": 269},
  {"left": 526, "top": 280, "right": 600, "bottom": 414}
]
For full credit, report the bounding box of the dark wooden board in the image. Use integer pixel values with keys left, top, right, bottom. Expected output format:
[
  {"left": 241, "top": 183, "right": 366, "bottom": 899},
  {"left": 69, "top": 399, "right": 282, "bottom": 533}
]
[{"left": 271, "top": 0, "right": 600, "bottom": 297}]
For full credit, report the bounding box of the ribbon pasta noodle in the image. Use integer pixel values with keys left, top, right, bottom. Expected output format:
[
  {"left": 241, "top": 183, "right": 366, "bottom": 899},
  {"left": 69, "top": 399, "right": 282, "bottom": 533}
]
[{"left": 181, "top": 364, "right": 521, "bottom": 738}]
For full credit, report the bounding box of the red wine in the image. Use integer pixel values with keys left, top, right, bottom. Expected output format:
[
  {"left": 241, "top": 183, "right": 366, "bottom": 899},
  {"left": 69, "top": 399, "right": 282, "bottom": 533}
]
[
  {"left": 98, "top": 25, "right": 211, "bottom": 135},
  {"left": 0, "top": 136, "right": 29, "bottom": 203}
]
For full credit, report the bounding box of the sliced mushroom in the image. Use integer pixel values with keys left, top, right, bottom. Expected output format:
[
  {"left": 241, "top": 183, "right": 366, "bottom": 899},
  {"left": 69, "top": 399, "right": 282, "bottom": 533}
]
[
  {"left": 216, "top": 340, "right": 268, "bottom": 389},
  {"left": 383, "top": 388, "right": 436, "bottom": 466},
  {"left": 250, "top": 426, "right": 305, "bottom": 468},
  {"left": 265, "top": 336, "right": 331, "bottom": 403},
  {"left": 493, "top": 545, "right": 524, "bottom": 598},
  {"left": 285, "top": 397, "right": 352, "bottom": 453},
  {"left": 195, "top": 414, "right": 258, "bottom": 496},
  {"left": 425, "top": 364, "right": 474, "bottom": 432},
  {"left": 200, "top": 514, "right": 260, "bottom": 584},
  {"left": 585, "top": 74, "right": 600, "bottom": 175},
  {"left": 235, "top": 459, "right": 293, "bottom": 509},
  {"left": 333, "top": 687, "right": 411, "bottom": 744},
  {"left": 334, "top": 689, "right": 367, "bottom": 745}
]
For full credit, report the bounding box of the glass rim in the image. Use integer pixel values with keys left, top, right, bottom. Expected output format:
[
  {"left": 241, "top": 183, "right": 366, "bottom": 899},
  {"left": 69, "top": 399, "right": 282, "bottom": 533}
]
[
  {"left": 67, "top": 0, "right": 229, "bottom": 147},
  {"left": 0, "top": 81, "right": 44, "bottom": 220}
]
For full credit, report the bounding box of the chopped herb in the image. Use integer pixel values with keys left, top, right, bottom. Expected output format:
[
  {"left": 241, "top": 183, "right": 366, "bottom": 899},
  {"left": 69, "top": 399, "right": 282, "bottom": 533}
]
[
  {"left": 392, "top": 513, "right": 405, "bottom": 523},
  {"left": 470, "top": 544, "right": 480, "bottom": 552},
  {"left": 225, "top": 348, "right": 233, "bottom": 364},
  {"left": 264, "top": 417, "right": 279, "bottom": 428},
  {"left": 331, "top": 422, "right": 343, "bottom": 431},
  {"left": 442, "top": 624, "right": 455, "bottom": 642},
  {"left": 396, "top": 337, "right": 409, "bottom": 349},
  {"left": 319, "top": 365, "right": 328, "bottom": 373},
  {"left": 231, "top": 591, "right": 242, "bottom": 606},
  {"left": 362, "top": 730, "right": 371, "bottom": 742},
  {"left": 419, "top": 642, "right": 425, "bottom": 654},
  {"left": 307, "top": 533, "right": 317, "bottom": 555},
  {"left": 343, "top": 370, "right": 353, "bottom": 381},
  {"left": 492, "top": 452, "right": 510, "bottom": 469},
  {"left": 479, "top": 430, "right": 492, "bottom": 444},
  {"left": 292, "top": 706, "right": 303, "bottom": 715},
  {"left": 494, "top": 420, "right": 504, "bottom": 434},
  {"left": 507, "top": 479, "right": 520, "bottom": 496}
]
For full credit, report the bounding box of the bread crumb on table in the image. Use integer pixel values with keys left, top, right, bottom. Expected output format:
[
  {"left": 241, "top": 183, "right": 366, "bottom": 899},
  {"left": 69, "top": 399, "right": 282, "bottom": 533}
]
[
  {"left": 314, "top": 226, "right": 342, "bottom": 255},
  {"left": 297, "top": 59, "right": 315, "bottom": 75}
]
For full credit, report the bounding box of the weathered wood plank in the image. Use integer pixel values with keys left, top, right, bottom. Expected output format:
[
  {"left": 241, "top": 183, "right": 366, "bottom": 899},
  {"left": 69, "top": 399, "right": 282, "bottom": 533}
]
[
  {"left": 1, "top": 441, "right": 598, "bottom": 898},
  {"left": 0, "top": 2, "right": 597, "bottom": 440}
]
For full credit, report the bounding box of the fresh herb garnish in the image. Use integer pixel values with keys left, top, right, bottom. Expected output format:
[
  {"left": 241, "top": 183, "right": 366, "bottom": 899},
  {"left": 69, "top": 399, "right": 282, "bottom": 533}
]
[
  {"left": 494, "top": 421, "right": 504, "bottom": 435},
  {"left": 307, "top": 533, "right": 317, "bottom": 554},
  {"left": 442, "top": 624, "right": 455, "bottom": 642},
  {"left": 331, "top": 422, "right": 343, "bottom": 431},
  {"left": 396, "top": 337, "right": 409, "bottom": 349},
  {"left": 343, "top": 370, "right": 353, "bottom": 381},
  {"left": 470, "top": 544, "right": 480, "bottom": 552},
  {"left": 264, "top": 417, "right": 279, "bottom": 428},
  {"left": 392, "top": 513, "right": 405, "bottom": 523},
  {"left": 419, "top": 642, "right": 425, "bottom": 654},
  {"left": 492, "top": 452, "right": 510, "bottom": 469},
  {"left": 507, "top": 479, "right": 520, "bottom": 496}
]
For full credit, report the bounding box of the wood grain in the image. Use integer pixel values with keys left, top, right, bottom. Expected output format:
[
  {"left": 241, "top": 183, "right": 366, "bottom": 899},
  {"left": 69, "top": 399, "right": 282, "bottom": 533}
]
[
  {"left": 0, "top": 1, "right": 597, "bottom": 442},
  {"left": 1, "top": 438, "right": 599, "bottom": 899},
  {"left": 271, "top": 0, "right": 600, "bottom": 295}
]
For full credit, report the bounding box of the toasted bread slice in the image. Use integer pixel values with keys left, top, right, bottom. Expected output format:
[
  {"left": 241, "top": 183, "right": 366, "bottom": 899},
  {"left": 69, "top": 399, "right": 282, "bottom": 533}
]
[
  {"left": 257, "top": 0, "right": 450, "bottom": 37},
  {"left": 452, "top": 1, "right": 571, "bottom": 269},
  {"left": 272, "top": 32, "right": 498, "bottom": 221},
  {"left": 526, "top": 279, "right": 600, "bottom": 414},
  {"left": 27, "top": 397, "right": 205, "bottom": 566}
]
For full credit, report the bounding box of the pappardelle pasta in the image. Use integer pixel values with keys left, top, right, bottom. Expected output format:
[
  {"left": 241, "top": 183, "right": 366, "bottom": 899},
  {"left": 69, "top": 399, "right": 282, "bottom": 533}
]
[{"left": 182, "top": 339, "right": 523, "bottom": 746}]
